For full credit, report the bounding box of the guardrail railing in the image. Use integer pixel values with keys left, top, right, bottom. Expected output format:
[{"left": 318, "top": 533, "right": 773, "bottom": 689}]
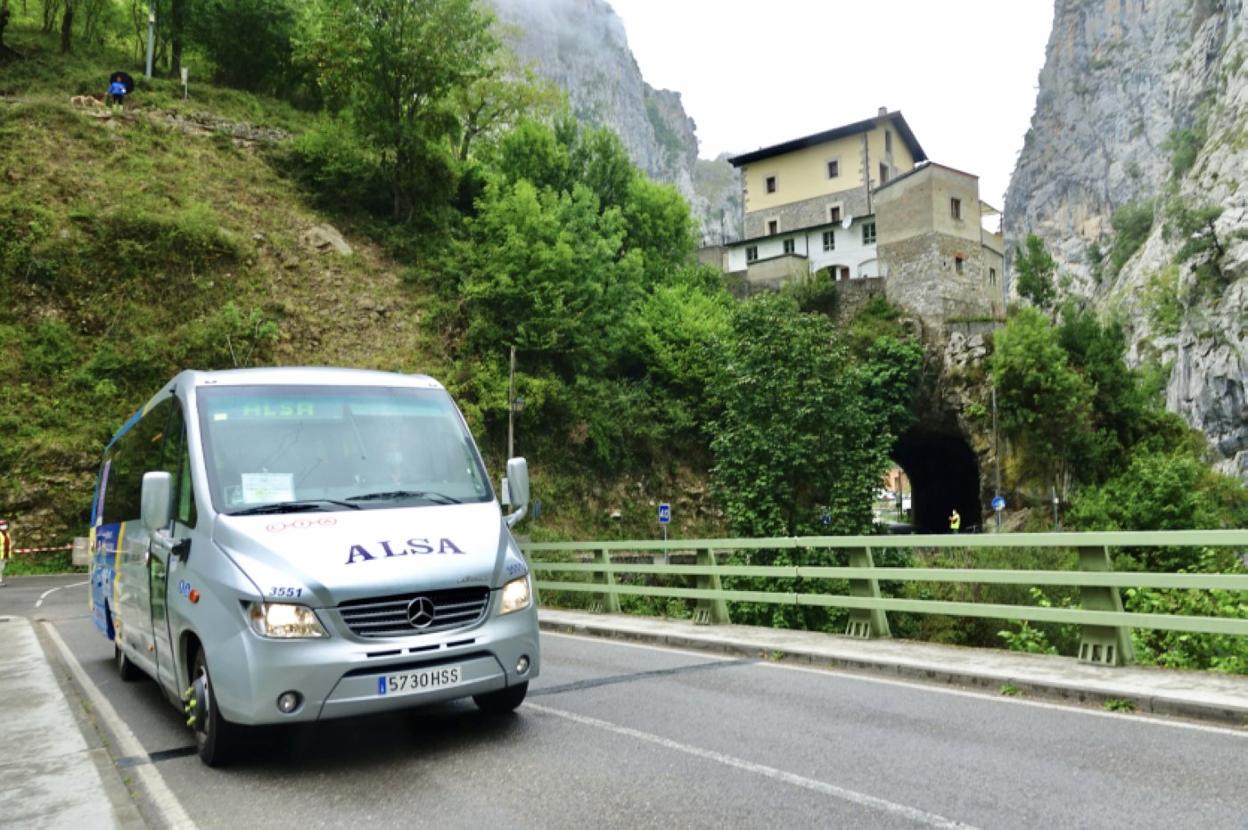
[{"left": 521, "top": 531, "right": 1248, "bottom": 667}]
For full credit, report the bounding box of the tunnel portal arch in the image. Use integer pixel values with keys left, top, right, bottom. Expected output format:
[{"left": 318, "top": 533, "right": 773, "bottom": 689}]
[{"left": 891, "top": 428, "right": 982, "bottom": 534}]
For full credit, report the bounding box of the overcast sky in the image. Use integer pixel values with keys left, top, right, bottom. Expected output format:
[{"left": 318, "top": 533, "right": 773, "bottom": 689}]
[{"left": 605, "top": 0, "right": 1055, "bottom": 210}]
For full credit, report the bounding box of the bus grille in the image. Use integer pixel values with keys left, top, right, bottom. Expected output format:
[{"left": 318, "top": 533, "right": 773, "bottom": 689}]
[{"left": 337, "top": 587, "right": 491, "bottom": 638}]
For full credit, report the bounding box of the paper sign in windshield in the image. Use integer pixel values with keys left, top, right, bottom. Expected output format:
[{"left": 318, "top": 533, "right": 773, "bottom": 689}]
[{"left": 241, "top": 473, "right": 294, "bottom": 504}]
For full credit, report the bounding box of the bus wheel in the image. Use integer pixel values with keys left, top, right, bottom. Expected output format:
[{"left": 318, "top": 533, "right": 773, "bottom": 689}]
[
  {"left": 115, "top": 643, "right": 142, "bottom": 682},
  {"left": 188, "top": 650, "right": 241, "bottom": 767},
  {"left": 473, "top": 681, "right": 528, "bottom": 715}
]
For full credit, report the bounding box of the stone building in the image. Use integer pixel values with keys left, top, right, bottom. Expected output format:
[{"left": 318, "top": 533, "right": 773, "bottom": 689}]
[{"left": 711, "top": 109, "right": 1005, "bottom": 329}]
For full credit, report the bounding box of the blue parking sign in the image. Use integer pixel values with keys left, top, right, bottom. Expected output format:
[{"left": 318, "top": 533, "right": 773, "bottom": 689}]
[{"left": 658, "top": 503, "right": 671, "bottom": 524}]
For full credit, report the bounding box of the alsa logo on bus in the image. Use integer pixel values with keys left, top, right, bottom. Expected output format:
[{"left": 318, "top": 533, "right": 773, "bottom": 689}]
[{"left": 346, "top": 537, "right": 465, "bottom": 565}]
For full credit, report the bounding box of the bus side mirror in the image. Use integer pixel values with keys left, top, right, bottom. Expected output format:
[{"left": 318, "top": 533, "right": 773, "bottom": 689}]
[
  {"left": 141, "top": 471, "right": 173, "bottom": 532},
  {"left": 504, "top": 457, "right": 529, "bottom": 527}
]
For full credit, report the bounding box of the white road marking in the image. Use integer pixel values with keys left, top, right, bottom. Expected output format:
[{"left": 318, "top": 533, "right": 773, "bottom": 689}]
[
  {"left": 35, "top": 580, "right": 89, "bottom": 608},
  {"left": 542, "top": 630, "right": 1248, "bottom": 739},
  {"left": 42, "top": 622, "right": 197, "bottom": 829},
  {"left": 528, "top": 702, "right": 976, "bottom": 829}
]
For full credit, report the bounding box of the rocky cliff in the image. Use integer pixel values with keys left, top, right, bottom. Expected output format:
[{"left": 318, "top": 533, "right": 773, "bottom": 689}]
[
  {"left": 487, "top": 0, "right": 740, "bottom": 242},
  {"left": 1005, "top": 0, "right": 1247, "bottom": 478}
]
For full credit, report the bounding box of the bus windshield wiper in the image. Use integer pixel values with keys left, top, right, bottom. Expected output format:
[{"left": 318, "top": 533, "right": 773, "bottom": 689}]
[
  {"left": 345, "top": 490, "right": 462, "bottom": 505},
  {"left": 228, "top": 499, "right": 362, "bottom": 516}
]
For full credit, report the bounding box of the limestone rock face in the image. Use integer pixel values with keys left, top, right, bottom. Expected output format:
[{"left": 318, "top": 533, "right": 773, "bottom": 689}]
[
  {"left": 487, "top": 0, "right": 741, "bottom": 242},
  {"left": 1005, "top": 0, "right": 1247, "bottom": 478}
]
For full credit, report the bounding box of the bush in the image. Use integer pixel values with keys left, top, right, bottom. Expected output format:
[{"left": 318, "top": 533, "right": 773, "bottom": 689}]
[
  {"left": 284, "top": 117, "right": 389, "bottom": 214},
  {"left": 1108, "top": 201, "right": 1155, "bottom": 275}
]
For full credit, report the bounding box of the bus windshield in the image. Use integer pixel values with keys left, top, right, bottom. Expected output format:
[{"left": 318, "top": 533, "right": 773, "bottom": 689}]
[{"left": 196, "top": 385, "right": 492, "bottom": 514}]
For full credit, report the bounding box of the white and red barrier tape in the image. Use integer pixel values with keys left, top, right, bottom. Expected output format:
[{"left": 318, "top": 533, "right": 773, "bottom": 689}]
[{"left": 14, "top": 544, "right": 74, "bottom": 555}]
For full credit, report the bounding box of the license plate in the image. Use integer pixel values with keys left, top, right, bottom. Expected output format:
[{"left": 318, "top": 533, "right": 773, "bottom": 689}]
[{"left": 377, "top": 665, "right": 462, "bottom": 697}]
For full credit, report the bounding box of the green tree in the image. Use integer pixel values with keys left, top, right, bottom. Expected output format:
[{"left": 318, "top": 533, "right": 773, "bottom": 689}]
[
  {"left": 1056, "top": 306, "right": 1147, "bottom": 478},
  {"left": 453, "top": 48, "right": 563, "bottom": 162},
  {"left": 1013, "top": 233, "right": 1057, "bottom": 312},
  {"left": 459, "top": 178, "right": 635, "bottom": 377},
  {"left": 990, "top": 307, "right": 1094, "bottom": 507},
  {"left": 1068, "top": 448, "right": 1247, "bottom": 535},
  {"left": 709, "top": 294, "right": 891, "bottom": 538},
  {"left": 191, "top": 0, "right": 306, "bottom": 96},
  {"left": 302, "top": 0, "right": 498, "bottom": 219}
]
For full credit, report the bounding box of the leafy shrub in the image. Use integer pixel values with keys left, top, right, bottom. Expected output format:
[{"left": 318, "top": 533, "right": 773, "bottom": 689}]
[
  {"left": 1163, "top": 114, "right": 1208, "bottom": 180},
  {"left": 1143, "top": 265, "right": 1183, "bottom": 336},
  {"left": 1108, "top": 201, "right": 1155, "bottom": 275},
  {"left": 284, "top": 117, "right": 389, "bottom": 214}
]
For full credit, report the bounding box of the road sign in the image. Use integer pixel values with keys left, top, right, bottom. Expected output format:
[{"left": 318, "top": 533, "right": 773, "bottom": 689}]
[
  {"left": 658, "top": 503, "right": 671, "bottom": 525},
  {"left": 992, "top": 495, "right": 1006, "bottom": 512}
]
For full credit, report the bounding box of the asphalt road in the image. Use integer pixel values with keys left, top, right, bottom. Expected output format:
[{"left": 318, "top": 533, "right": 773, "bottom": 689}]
[{"left": 5, "top": 575, "right": 1247, "bottom": 829}]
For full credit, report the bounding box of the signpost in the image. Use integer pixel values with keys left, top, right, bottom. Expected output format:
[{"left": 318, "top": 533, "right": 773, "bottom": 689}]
[
  {"left": 992, "top": 495, "right": 1005, "bottom": 531},
  {"left": 658, "top": 502, "right": 670, "bottom": 541}
]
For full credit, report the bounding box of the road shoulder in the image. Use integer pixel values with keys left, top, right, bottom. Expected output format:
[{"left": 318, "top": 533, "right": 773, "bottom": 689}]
[{"left": 0, "top": 614, "right": 145, "bottom": 829}]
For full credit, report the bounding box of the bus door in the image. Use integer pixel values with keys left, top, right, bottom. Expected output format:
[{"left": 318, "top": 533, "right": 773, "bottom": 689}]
[
  {"left": 149, "top": 398, "right": 197, "bottom": 693},
  {"left": 108, "top": 395, "right": 174, "bottom": 676}
]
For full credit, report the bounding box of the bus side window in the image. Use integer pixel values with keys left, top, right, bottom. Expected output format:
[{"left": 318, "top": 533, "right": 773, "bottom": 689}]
[
  {"left": 161, "top": 400, "right": 197, "bottom": 529},
  {"left": 103, "top": 397, "right": 173, "bottom": 525}
]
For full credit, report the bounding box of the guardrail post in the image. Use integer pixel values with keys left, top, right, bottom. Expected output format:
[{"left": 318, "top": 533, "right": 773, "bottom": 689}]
[
  {"left": 1076, "top": 546, "right": 1134, "bottom": 666},
  {"left": 588, "top": 547, "right": 621, "bottom": 614},
  {"left": 844, "top": 546, "right": 891, "bottom": 639},
  {"left": 693, "top": 548, "right": 730, "bottom": 625}
]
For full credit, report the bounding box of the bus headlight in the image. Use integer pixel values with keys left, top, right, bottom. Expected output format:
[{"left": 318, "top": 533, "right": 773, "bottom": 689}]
[
  {"left": 246, "top": 602, "right": 328, "bottom": 639},
  {"left": 499, "top": 575, "right": 531, "bottom": 615}
]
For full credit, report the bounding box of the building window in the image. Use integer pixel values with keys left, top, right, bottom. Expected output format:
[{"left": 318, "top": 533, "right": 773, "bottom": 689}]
[
  {"left": 765, "top": 175, "right": 777, "bottom": 194},
  {"left": 827, "top": 159, "right": 839, "bottom": 178},
  {"left": 885, "top": 130, "right": 892, "bottom": 153},
  {"left": 746, "top": 246, "right": 758, "bottom": 263},
  {"left": 950, "top": 197, "right": 962, "bottom": 220},
  {"left": 828, "top": 205, "right": 841, "bottom": 223},
  {"left": 822, "top": 230, "right": 835, "bottom": 251},
  {"left": 989, "top": 267, "right": 997, "bottom": 285},
  {"left": 955, "top": 256, "right": 965, "bottom": 274},
  {"left": 879, "top": 163, "right": 889, "bottom": 184},
  {"left": 783, "top": 238, "right": 796, "bottom": 255},
  {"left": 767, "top": 219, "right": 778, "bottom": 236},
  {"left": 862, "top": 222, "right": 876, "bottom": 245}
]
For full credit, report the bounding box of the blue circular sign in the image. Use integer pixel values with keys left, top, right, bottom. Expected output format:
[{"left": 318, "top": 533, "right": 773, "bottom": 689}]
[{"left": 992, "top": 495, "right": 1006, "bottom": 511}]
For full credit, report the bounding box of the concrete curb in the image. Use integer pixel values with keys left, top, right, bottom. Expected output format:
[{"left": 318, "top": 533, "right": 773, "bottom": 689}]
[{"left": 539, "top": 613, "right": 1248, "bottom": 727}]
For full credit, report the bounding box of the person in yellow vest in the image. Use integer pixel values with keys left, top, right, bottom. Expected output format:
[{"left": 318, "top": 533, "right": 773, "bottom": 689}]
[
  {"left": 948, "top": 509, "right": 961, "bottom": 534},
  {"left": 0, "top": 519, "right": 12, "bottom": 586}
]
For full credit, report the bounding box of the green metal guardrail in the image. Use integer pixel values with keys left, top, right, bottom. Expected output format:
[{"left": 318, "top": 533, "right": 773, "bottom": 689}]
[{"left": 521, "top": 531, "right": 1248, "bottom": 666}]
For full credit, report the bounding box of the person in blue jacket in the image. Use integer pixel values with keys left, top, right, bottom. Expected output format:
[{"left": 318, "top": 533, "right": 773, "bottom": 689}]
[{"left": 108, "top": 78, "right": 127, "bottom": 110}]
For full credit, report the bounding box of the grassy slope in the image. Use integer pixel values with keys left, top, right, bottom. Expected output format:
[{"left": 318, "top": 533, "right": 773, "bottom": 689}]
[
  {"left": 0, "top": 29, "right": 440, "bottom": 557},
  {"left": 0, "top": 26, "right": 725, "bottom": 567}
]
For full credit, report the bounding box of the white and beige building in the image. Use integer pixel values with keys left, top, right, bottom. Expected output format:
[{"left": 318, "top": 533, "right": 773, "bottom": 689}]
[{"left": 710, "top": 109, "right": 1005, "bottom": 325}]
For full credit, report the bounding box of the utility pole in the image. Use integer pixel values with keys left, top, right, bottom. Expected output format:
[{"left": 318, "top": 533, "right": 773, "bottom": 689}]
[
  {"left": 507, "top": 345, "right": 516, "bottom": 459},
  {"left": 144, "top": 0, "right": 155, "bottom": 78},
  {"left": 992, "top": 384, "right": 1002, "bottom": 530}
]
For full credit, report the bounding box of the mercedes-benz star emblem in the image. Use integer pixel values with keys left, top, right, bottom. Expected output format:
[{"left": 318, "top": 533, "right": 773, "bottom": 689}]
[{"left": 406, "top": 597, "right": 436, "bottom": 629}]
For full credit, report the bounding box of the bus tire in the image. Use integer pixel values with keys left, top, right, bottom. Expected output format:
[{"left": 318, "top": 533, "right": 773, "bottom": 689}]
[
  {"left": 473, "top": 681, "right": 528, "bottom": 715},
  {"left": 190, "top": 650, "right": 242, "bottom": 767},
  {"left": 115, "top": 643, "right": 142, "bottom": 682}
]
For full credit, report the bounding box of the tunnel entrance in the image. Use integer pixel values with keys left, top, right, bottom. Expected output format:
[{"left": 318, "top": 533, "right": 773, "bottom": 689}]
[{"left": 891, "top": 427, "right": 982, "bottom": 533}]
